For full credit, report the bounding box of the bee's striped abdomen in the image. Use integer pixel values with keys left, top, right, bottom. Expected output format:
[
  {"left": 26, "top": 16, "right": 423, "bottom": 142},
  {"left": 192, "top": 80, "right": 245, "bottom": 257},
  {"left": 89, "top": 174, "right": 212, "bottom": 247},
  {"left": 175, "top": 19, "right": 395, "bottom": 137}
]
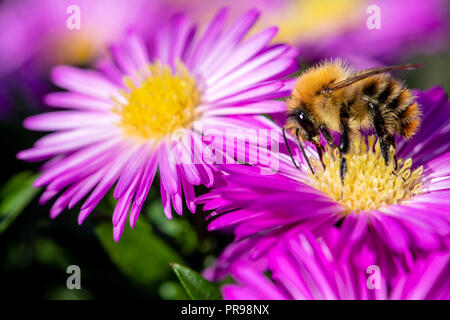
[
  {"left": 398, "top": 102, "right": 421, "bottom": 138},
  {"left": 386, "top": 87, "right": 421, "bottom": 138},
  {"left": 377, "top": 78, "right": 403, "bottom": 106},
  {"left": 360, "top": 76, "right": 421, "bottom": 139}
]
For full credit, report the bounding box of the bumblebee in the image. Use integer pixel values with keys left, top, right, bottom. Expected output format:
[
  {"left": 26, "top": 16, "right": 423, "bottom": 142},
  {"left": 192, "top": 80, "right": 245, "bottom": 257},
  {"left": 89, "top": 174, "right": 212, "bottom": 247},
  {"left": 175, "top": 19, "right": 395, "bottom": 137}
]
[{"left": 283, "top": 60, "right": 422, "bottom": 182}]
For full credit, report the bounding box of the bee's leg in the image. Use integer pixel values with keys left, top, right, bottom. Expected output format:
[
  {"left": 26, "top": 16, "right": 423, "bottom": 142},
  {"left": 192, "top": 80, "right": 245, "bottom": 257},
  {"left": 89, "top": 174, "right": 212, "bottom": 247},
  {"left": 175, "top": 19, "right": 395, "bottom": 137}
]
[
  {"left": 339, "top": 108, "right": 351, "bottom": 199},
  {"left": 368, "top": 102, "right": 393, "bottom": 166},
  {"left": 339, "top": 108, "right": 351, "bottom": 182},
  {"left": 319, "top": 125, "right": 337, "bottom": 149},
  {"left": 385, "top": 134, "right": 398, "bottom": 170},
  {"left": 339, "top": 127, "right": 350, "bottom": 182},
  {"left": 295, "top": 129, "right": 315, "bottom": 175},
  {"left": 282, "top": 128, "right": 300, "bottom": 170}
]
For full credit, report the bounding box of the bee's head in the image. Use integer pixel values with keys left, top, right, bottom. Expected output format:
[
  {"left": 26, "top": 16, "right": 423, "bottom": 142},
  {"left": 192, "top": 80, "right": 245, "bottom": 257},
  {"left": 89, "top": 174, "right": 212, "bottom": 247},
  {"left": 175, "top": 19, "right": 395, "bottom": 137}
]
[{"left": 285, "top": 109, "right": 318, "bottom": 142}]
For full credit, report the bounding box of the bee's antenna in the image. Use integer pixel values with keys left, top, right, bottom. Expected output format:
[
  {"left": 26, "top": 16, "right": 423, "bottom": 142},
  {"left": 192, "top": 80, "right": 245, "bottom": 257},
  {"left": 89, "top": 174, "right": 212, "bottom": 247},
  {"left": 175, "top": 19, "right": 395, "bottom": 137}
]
[
  {"left": 282, "top": 128, "right": 300, "bottom": 170},
  {"left": 295, "top": 129, "right": 315, "bottom": 175}
]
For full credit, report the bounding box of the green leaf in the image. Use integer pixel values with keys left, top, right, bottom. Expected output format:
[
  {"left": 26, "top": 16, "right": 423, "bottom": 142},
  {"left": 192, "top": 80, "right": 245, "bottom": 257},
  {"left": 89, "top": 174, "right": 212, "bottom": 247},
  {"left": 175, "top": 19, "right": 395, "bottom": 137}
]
[
  {"left": 171, "top": 263, "right": 222, "bottom": 300},
  {"left": 0, "top": 171, "right": 40, "bottom": 233},
  {"left": 95, "top": 217, "right": 185, "bottom": 288}
]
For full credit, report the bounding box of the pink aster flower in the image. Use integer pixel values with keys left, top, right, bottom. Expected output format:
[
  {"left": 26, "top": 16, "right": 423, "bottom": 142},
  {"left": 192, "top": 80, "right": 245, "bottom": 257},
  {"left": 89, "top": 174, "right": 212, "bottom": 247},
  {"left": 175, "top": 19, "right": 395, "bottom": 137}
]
[
  {"left": 222, "top": 231, "right": 450, "bottom": 300},
  {"left": 17, "top": 9, "right": 299, "bottom": 241},
  {"left": 197, "top": 87, "right": 450, "bottom": 272}
]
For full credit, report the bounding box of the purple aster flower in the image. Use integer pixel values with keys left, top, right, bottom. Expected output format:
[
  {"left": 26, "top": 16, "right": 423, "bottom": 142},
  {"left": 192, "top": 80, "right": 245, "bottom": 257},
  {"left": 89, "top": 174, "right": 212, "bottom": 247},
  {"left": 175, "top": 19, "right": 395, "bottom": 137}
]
[
  {"left": 197, "top": 86, "right": 450, "bottom": 273},
  {"left": 221, "top": 230, "right": 450, "bottom": 300},
  {"left": 17, "top": 9, "right": 299, "bottom": 241}
]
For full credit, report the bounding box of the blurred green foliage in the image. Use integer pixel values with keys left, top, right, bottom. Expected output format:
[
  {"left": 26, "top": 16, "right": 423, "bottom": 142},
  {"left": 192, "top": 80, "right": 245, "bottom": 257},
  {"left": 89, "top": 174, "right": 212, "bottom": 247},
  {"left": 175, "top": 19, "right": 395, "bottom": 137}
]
[
  {"left": 147, "top": 202, "right": 200, "bottom": 255},
  {"left": 405, "top": 52, "right": 450, "bottom": 92},
  {"left": 0, "top": 172, "right": 40, "bottom": 233},
  {"left": 95, "top": 217, "right": 184, "bottom": 288}
]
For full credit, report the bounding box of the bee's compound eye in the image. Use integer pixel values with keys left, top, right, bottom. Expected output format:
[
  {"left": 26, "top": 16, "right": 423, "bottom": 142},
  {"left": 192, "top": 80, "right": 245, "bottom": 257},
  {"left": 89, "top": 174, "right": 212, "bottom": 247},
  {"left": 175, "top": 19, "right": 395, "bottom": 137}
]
[{"left": 297, "top": 112, "right": 315, "bottom": 133}]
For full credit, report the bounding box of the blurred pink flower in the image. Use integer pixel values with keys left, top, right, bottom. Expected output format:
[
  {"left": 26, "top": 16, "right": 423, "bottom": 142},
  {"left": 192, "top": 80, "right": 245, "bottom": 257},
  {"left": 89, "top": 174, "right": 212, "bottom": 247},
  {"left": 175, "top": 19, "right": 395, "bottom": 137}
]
[
  {"left": 174, "top": 0, "right": 448, "bottom": 68},
  {"left": 0, "top": 0, "right": 170, "bottom": 117},
  {"left": 0, "top": 0, "right": 167, "bottom": 75}
]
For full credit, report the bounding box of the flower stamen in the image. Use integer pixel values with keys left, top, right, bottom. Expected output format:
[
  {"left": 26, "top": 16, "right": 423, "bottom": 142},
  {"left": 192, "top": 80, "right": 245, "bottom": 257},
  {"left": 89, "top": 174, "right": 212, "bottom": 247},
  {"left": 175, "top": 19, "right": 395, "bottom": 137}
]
[
  {"left": 114, "top": 61, "right": 200, "bottom": 141},
  {"left": 309, "top": 135, "right": 423, "bottom": 212}
]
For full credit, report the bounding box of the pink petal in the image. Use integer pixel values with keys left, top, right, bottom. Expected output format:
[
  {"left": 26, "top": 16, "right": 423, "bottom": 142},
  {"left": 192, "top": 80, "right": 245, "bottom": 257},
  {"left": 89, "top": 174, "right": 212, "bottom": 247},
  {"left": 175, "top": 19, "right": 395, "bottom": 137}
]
[
  {"left": 188, "top": 8, "right": 228, "bottom": 69},
  {"left": 114, "top": 143, "right": 151, "bottom": 199},
  {"left": 195, "top": 9, "right": 260, "bottom": 75},
  {"left": 205, "top": 26, "right": 278, "bottom": 83},
  {"left": 51, "top": 66, "right": 119, "bottom": 99},
  {"left": 23, "top": 111, "right": 119, "bottom": 131},
  {"left": 203, "top": 100, "right": 286, "bottom": 116},
  {"left": 45, "top": 92, "right": 113, "bottom": 111}
]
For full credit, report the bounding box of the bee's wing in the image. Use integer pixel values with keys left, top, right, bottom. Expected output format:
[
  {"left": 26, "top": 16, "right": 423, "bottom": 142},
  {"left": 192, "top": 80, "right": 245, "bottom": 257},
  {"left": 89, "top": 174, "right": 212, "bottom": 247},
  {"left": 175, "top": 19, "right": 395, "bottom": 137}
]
[{"left": 328, "top": 63, "right": 422, "bottom": 91}]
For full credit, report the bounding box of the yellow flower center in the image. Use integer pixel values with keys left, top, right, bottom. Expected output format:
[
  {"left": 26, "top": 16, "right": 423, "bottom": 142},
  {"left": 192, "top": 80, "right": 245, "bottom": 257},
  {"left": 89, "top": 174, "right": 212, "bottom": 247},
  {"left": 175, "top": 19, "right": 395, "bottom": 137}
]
[
  {"left": 114, "top": 61, "right": 200, "bottom": 141},
  {"left": 309, "top": 136, "right": 423, "bottom": 212}
]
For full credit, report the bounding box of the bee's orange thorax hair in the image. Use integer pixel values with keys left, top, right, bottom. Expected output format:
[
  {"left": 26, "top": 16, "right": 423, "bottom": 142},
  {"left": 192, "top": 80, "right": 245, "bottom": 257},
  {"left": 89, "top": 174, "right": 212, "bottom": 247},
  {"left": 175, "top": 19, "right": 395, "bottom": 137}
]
[
  {"left": 287, "top": 60, "right": 352, "bottom": 132},
  {"left": 288, "top": 60, "right": 352, "bottom": 110}
]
